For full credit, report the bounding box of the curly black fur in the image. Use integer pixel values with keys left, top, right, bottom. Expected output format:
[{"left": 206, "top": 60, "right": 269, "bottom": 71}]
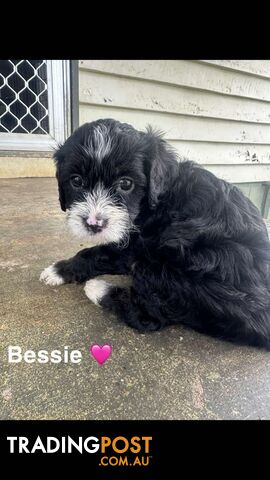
[{"left": 50, "top": 119, "right": 270, "bottom": 349}]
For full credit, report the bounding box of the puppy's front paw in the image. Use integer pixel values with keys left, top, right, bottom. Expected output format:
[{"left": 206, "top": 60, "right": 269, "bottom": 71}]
[
  {"left": 39, "top": 264, "right": 65, "bottom": 286},
  {"left": 84, "top": 279, "right": 111, "bottom": 306}
]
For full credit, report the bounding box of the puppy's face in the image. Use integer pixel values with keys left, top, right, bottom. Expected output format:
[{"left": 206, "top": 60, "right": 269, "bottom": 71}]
[{"left": 54, "top": 120, "right": 151, "bottom": 246}]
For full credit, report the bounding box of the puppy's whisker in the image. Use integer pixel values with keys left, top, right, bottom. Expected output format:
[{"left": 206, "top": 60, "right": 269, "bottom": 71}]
[{"left": 66, "top": 184, "right": 134, "bottom": 246}]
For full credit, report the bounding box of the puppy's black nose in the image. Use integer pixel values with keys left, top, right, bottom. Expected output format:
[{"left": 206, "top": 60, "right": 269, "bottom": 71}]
[
  {"left": 84, "top": 215, "right": 108, "bottom": 234},
  {"left": 88, "top": 223, "right": 103, "bottom": 233}
]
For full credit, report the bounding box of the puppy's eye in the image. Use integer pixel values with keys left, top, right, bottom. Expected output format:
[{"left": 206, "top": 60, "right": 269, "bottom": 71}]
[
  {"left": 70, "top": 175, "right": 83, "bottom": 188},
  {"left": 117, "top": 178, "right": 134, "bottom": 192}
]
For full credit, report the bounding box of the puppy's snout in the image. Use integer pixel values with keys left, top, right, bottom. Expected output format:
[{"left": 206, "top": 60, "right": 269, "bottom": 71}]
[{"left": 85, "top": 215, "right": 108, "bottom": 233}]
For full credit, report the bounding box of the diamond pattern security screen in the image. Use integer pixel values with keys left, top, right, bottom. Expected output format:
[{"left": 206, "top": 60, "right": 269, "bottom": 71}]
[
  {"left": 0, "top": 60, "right": 71, "bottom": 151},
  {"left": 0, "top": 60, "right": 49, "bottom": 134}
]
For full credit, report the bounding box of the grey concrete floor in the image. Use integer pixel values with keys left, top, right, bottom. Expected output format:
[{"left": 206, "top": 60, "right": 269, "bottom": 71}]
[{"left": 1, "top": 177, "right": 270, "bottom": 420}]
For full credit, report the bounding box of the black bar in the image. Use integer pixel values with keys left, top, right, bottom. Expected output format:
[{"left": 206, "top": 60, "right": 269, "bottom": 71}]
[{"left": 0, "top": 420, "right": 268, "bottom": 476}]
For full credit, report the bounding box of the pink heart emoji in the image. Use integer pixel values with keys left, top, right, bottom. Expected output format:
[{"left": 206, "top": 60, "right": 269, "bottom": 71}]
[{"left": 90, "top": 344, "right": 112, "bottom": 365}]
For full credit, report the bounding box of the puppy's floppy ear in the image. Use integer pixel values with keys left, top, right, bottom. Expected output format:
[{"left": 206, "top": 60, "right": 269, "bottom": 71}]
[
  {"left": 143, "top": 126, "right": 178, "bottom": 209},
  {"left": 53, "top": 146, "right": 66, "bottom": 212}
]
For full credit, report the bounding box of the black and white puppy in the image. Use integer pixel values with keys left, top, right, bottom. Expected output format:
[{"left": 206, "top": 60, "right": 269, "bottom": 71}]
[{"left": 40, "top": 119, "right": 270, "bottom": 348}]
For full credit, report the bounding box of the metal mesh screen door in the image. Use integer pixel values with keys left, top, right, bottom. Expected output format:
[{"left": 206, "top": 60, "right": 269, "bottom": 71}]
[{"left": 0, "top": 60, "right": 71, "bottom": 151}]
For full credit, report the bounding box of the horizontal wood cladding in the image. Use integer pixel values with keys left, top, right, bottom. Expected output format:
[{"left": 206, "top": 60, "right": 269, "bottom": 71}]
[{"left": 79, "top": 60, "right": 270, "bottom": 183}]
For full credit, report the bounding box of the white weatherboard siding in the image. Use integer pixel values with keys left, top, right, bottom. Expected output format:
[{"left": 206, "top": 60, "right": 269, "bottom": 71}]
[
  {"left": 79, "top": 60, "right": 270, "bottom": 186},
  {"left": 78, "top": 60, "right": 270, "bottom": 218}
]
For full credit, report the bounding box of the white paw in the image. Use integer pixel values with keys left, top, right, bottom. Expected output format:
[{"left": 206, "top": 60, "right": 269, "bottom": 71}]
[
  {"left": 84, "top": 279, "right": 111, "bottom": 306},
  {"left": 39, "top": 264, "right": 65, "bottom": 286}
]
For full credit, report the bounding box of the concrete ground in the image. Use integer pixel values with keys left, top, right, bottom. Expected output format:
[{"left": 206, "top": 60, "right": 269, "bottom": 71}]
[{"left": 1, "top": 177, "right": 270, "bottom": 420}]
